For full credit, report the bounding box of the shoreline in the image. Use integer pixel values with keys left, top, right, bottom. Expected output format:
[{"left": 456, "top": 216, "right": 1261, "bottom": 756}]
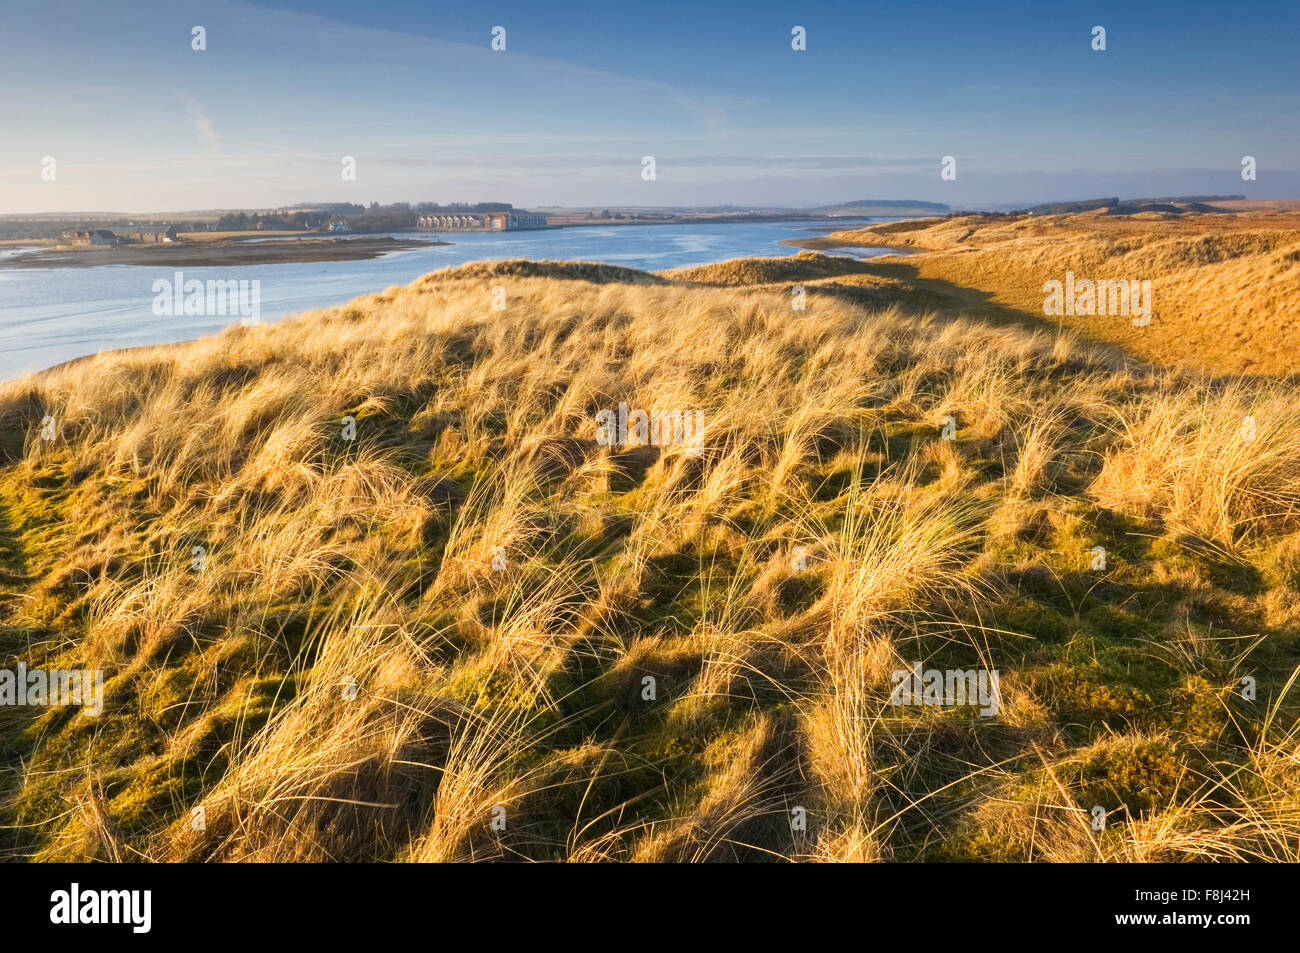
[
  {"left": 1, "top": 236, "right": 446, "bottom": 269},
  {"left": 779, "top": 235, "right": 923, "bottom": 257},
  {"left": 1, "top": 222, "right": 927, "bottom": 382}
]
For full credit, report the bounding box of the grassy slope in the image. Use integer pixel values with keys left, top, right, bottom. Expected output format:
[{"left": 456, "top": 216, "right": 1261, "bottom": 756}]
[
  {"left": 1, "top": 254, "right": 1299, "bottom": 861},
  {"left": 798, "top": 210, "right": 1300, "bottom": 376}
]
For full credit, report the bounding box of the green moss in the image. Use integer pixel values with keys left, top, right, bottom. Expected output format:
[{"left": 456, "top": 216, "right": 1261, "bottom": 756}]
[
  {"left": 1168, "top": 675, "right": 1234, "bottom": 743},
  {"left": 1029, "top": 661, "right": 1155, "bottom": 731},
  {"left": 1152, "top": 536, "right": 1264, "bottom": 593},
  {"left": 991, "top": 595, "right": 1075, "bottom": 643},
  {"left": 139, "top": 666, "right": 199, "bottom": 732},
  {"left": 1076, "top": 739, "right": 1187, "bottom": 816},
  {"left": 105, "top": 754, "right": 202, "bottom": 835},
  {"left": 1082, "top": 602, "right": 1158, "bottom": 641},
  {"left": 927, "top": 822, "right": 1028, "bottom": 862}
]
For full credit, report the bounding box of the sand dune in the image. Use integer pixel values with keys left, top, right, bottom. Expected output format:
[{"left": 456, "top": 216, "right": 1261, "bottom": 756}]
[
  {"left": 794, "top": 209, "right": 1300, "bottom": 376},
  {"left": 3, "top": 254, "right": 1299, "bottom": 861}
]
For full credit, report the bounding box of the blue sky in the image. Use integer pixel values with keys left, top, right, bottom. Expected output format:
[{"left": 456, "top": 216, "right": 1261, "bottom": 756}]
[{"left": 2, "top": 0, "right": 1297, "bottom": 213}]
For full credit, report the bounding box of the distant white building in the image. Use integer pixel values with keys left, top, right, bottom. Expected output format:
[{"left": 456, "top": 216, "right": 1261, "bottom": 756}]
[
  {"left": 328, "top": 220, "right": 352, "bottom": 232},
  {"left": 416, "top": 211, "right": 547, "bottom": 231}
]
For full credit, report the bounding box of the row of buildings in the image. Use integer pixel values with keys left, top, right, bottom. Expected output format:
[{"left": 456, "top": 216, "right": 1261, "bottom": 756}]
[
  {"left": 416, "top": 211, "right": 548, "bottom": 231},
  {"left": 62, "top": 226, "right": 179, "bottom": 246},
  {"left": 58, "top": 211, "right": 549, "bottom": 245}
]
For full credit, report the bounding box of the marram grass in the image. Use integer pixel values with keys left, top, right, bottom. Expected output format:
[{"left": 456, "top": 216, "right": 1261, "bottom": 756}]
[{"left": 1, "top": 254, "right": 1299, "bottom": 862}]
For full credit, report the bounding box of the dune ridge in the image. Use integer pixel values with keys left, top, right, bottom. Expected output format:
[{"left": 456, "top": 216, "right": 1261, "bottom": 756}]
[{"left": 797, "top": 210, "right": 1300, "bottom": 376}]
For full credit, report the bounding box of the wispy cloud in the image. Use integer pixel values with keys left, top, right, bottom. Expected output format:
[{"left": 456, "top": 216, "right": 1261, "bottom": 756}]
[{"left": 180, "top": 94, "right": 221, "bottom": 152}]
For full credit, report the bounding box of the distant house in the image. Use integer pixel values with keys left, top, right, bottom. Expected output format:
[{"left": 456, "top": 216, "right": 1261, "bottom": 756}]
[
  {"left": 505, "top": 211, "right": 548, "bottom": 230},
  {"left": 63, "top": 228, "right": 117, "bottom": 246},
  {"left": 127, "top": 226, "right": 178, "bottom": 243},
  {"left": 327, "top": 220, "right": 352, "bottom": 232}
]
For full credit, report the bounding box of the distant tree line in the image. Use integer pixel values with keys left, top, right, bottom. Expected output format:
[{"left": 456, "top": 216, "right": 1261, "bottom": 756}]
[{"left": 215, "top": 210, "right": 328, "bottom": 230}]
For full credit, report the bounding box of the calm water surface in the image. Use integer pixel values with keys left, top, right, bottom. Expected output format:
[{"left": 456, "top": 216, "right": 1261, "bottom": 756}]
[{"left": 0, "top": 220, "right": 892, "bottom": 379}]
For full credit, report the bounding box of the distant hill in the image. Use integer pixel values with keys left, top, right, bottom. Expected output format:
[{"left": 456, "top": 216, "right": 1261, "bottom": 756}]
[
  {"left": 1018, "top": 195, "right": 1246, "bottom": 216},
  {"left": 814, "top": 199, "right": 950, "bottom": 215},
  {"left": 1018, "top": 197, "right": 1119, "bottom": 215},
  {"left": 1138, "top": 195, "right": 1246, "bottom": 204}
]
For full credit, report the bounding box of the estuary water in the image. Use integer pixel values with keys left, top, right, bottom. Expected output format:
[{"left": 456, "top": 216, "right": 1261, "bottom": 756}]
[{"left": 0, "top": 219, "right": 890, "bottom": 380}]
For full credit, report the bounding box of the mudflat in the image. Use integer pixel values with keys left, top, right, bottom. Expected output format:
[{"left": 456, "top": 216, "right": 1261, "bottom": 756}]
[{"left": 3, "top": 235, "right": 446, "bottom": 268}]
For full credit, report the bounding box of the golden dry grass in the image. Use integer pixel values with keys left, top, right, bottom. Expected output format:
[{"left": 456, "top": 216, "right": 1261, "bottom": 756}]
[
  {"left": 1, "top": 254, "right": 1299, "bottom": 862},
  {"left": 806, "top": 209, "right": 1300, "bottom": 375}
]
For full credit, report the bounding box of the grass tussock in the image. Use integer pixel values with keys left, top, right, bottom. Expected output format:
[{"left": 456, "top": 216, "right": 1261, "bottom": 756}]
[{"left": 2, "top": 253, "right": 1299, "bottom": 862}]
